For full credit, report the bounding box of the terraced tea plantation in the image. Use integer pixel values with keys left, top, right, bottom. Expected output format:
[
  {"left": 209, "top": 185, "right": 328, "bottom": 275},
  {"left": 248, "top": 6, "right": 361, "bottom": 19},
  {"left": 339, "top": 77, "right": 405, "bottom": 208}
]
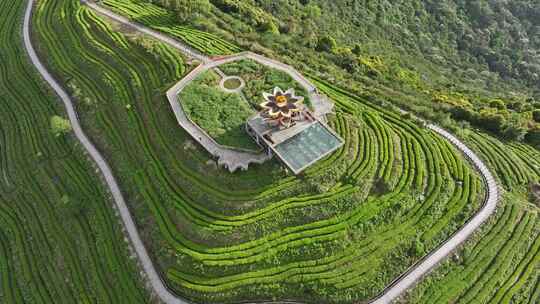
[
  {"left": 407, "top": 133, "right": 540, "bottom": 303},
  {"left": 101, "top": 0, "right": 241, "bottom": 55},
  {"left": 0, "top": 0, "right": 146, "bottom": 303},
  {"left": 31, "top": 1, "right": 490, "bottom": 303},
  {"left": 2, "top": 0, "right": 535, "bottom": 303}
]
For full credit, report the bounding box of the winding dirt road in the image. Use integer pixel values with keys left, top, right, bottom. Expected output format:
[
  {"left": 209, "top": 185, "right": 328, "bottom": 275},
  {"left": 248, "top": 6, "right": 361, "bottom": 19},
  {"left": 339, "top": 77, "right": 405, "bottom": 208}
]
[{"left": 23, "top": 0, "right": 499, "bottom": 303}]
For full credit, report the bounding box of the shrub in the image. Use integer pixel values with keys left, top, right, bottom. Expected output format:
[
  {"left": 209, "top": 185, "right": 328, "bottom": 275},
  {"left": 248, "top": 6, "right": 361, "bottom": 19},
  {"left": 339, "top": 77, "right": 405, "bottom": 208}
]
[
  {"left": 525, "top": 127, "right": 540, "bottom": 147},
  {"left": 533, "top": 109, "right": 540, "bottom": 122},
  {"left": 333, "top": 47, "right": 358, "bottom": 72},
  {"left": 372, "top": 178, "right": 391, "bottom": 195},
  {"left": 316, "top": 35, "right": 337, "bottom": 52},
  {"left": 50, "top": 115, "right": 72, "bottom": 136},
  {"left": 501, "top": 123, "right": 527, "bottom": 141},
  {"left": 352, "top": 43, "right": 362, "bottom": 55},
  {"left": 489, "top": 99, "right": 505, "bottom": 110},
  {"left": 478, "top": 112, "right": 505, "bottom": 133}
]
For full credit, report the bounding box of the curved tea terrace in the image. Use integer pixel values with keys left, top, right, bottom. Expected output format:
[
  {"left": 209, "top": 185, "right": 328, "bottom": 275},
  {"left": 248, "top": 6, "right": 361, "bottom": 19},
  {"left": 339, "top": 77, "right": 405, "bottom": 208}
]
[
  {"left": 21, "top": 1, "right": 502, "bottom": 303},
  {"left": 369, "top": 124, "right": 499, "bottom": 304},
  {"left": 24, "top": 1, "right": 186, "bottom": 303}
]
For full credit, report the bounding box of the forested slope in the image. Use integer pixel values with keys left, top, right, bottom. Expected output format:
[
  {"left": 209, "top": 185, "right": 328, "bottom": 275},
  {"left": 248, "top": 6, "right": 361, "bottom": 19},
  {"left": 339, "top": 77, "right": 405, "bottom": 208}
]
[{"left": 142, "top": 0, "right": 540, "bottom": 147}]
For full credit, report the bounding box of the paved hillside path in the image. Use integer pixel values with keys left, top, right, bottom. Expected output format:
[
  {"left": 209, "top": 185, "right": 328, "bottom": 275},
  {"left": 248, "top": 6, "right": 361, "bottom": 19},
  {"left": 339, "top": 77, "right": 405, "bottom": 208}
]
[
  {"left": 84, "top": 0, "right": 210, "bottom": 63},
  {"left": 25, "top": 0, "right": 501, "bottom": 303},
  {"left": 23, "top": 0, "right": 188, "bottom": 303},
  {"left": 369, "top": 124, "right": 499, "bottom": 303}
]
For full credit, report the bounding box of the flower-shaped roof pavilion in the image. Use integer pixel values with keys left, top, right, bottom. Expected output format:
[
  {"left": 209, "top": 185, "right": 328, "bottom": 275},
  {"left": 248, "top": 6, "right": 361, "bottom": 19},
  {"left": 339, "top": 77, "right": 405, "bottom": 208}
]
[{"left": 260, "top": 87, "right": 305, "bottom": 127}]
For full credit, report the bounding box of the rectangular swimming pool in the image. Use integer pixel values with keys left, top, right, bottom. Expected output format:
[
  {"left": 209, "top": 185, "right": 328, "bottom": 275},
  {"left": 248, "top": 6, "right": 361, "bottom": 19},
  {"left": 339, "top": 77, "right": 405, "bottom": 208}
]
[{"left": 273, "top": 122, "right": 343, "bottom": 173}]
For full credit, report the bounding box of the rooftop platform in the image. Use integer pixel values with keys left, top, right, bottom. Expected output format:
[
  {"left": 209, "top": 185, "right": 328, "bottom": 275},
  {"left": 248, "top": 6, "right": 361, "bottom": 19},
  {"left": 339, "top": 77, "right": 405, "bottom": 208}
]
[{"left": 246, "top": 114, "right": 315, "bottom": 144}]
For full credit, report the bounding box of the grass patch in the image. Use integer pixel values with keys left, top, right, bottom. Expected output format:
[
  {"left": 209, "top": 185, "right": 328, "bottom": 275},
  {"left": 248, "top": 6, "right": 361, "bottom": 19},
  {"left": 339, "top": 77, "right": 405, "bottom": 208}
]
[
  {"left": 220, "top": 59, "right": 312, "bottom": 108},
  {"left": 180, "top": 71, "right": 259, "bottom": 151}
]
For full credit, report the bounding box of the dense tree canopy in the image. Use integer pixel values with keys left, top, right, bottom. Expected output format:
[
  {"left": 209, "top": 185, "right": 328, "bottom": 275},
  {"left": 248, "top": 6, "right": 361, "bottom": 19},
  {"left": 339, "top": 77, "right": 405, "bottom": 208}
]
[{"left": 147, "top": 0, "right": 540, "bottom": 143}]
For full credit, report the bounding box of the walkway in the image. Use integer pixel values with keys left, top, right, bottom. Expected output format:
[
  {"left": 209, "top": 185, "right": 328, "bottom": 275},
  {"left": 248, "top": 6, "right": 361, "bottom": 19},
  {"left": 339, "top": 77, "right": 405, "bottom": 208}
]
[
  {"left": 370, "top": 124, "right": 499, "bottom": 303},
  {"left": 23, "top": 1, "right": 188, "bottom": 303},
  {"left": 83, "top": 0, "right": 209, "bottom": 63},
  {"left": 25, "top": 1, "right": 501, "bottom": 303}
]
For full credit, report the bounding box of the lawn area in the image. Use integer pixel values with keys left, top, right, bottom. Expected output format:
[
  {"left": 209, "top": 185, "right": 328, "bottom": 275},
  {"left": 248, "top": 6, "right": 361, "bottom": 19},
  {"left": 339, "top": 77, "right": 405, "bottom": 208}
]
[
  {"left": 220, "top": 59, "right": 312, "bottom": 108},
  {"left": 179, "top": 71, "right": 259, "bottom": 151}
]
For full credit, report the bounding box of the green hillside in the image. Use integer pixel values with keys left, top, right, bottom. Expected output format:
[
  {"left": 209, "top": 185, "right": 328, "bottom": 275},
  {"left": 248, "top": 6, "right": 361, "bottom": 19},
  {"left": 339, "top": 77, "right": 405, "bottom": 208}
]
[
  {"left": 127, "top": 0, "right": 540, "bottom": 147},
  {"left": 0, "top": 0, "right": 147, "bottom": 303},
  {"left": 30, "top": 1, "right": 482, "bottom": 301},
  {"left": 1, "top": 0, "right": 538, "bottom": 303}
]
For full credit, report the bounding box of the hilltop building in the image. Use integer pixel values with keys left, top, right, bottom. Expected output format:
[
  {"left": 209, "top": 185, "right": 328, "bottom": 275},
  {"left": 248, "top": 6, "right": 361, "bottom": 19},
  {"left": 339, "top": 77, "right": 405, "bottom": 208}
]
[{"left": 246, "top": 87, "right": 343, "bottom": 174}]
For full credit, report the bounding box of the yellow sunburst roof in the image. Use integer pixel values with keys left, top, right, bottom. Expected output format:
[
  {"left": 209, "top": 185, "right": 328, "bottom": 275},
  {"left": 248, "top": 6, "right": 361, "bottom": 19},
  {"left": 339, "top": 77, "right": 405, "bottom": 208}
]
[{"left": 276, "top": 95, "right": 287, "bottom": 105}]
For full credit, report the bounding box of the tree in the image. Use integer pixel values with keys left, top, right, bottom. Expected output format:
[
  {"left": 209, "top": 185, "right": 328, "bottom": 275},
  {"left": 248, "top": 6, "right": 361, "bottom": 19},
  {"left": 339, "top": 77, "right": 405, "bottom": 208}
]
[
  {"left": 501, "top": 113, "right": 528, "bottom": 141},
  {"left": 450, "top": 106, "right": 475, "bottom": 122},
  {"left": 352, "top": 43, "right": 362, "bottom": 55},
  {"left": 50, "top": 115, "right": 72, "bottom": 137},
  {"left": 170, "top": 0, "right": 211, "bottom": 22},
  {"left": 489, "top": 99, "right": 505, "bottom": 110},
  {"left": 525, "top": 127, "right": 540, "bottom": 148},
  {"left": 260, "top": 20, "right": 279, "bottom": 34},
  {"left": 467, "top": 1, "right": 495, "bottom": 28},
  {"left": 334, "top": 47, "right": 358, "bottom": 72},
  {"left": 479, "top": 112, "right": 505, "bottom": 133},
  {"left": 533, "top": 109, "right": 540, "bottom": 122},
  {"left": 372, "top": 178, "right": 391, "bottom": 195},
  {"left": 304, "top": 3, "right": 321, "bottom": 19},
  {"left": 316, "top": 35, "right": 337, "bottom": 52},
  {"left": 209, "top": 0, "right": 238, "bottom": 14},
  {"left": 501, "top": 123, "right": 527, "bottom": 141},
  {"left": 508, "top": 101, "right": 524, "bottom": 112}
]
